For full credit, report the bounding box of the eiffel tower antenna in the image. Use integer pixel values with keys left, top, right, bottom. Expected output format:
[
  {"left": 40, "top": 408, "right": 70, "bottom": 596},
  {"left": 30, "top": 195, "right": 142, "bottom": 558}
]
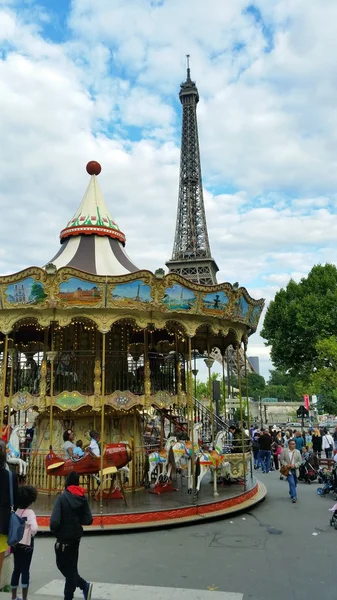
[{"left": 166, "top": 59, "right": 218, "bottom": 285}]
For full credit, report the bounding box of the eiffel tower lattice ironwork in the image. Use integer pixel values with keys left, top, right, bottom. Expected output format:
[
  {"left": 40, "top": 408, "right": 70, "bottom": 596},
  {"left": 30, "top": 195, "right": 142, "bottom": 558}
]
[{"left": 166, "top": 57, "right": 219, "bottom": 285}]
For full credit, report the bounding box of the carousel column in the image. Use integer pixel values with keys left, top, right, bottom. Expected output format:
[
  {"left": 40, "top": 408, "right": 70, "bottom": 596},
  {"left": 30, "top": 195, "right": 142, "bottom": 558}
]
[
  {"left": 132, "top": 407, "right": 137, "bottom": 491},
  {"left": 46, "top": 351, "right": 57, "bottom": 447},
  {"left": 8, "top": 346, "right": 15, "bottom": 425},
  {"left": 47, "top": 348, "right": 57, "bottom": 497},
  {"left": 143, "top": 330, "right": 151, "bottom": 408},
  {"left": 175, "top": 333, "right": 182, "bottom": 401},
  {"left": 0, "top": 334, "right": 9, "bottom": 433},
  {"left": 204, "top": 329, "right": 215, "bottom": 449},
  {"left": 99, "top": 332, "right": 106, "bottom": 516},
  {"left": 244, "top": 348, "right": 253, "bottom": 480},
  {"left": 222, "top": 342, "right": 227, "bottom": 421},
  {"left": 187, "top": 337, "right": 195, "bottom": 498},
  {"left": 237, "top": 346, "right": 247, "bottom": 490}
]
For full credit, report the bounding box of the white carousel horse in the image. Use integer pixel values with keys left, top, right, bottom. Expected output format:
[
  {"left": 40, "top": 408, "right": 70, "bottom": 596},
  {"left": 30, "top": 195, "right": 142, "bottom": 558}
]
[
  {"left": 145, "top": 436, "right": 177, "bottom": 486},
  {"left": 193, "top": 429, "right": 231, "bottom": 498},
  {"left": 7, "top": 425, "right": 27, "bottom": 476},
  {"left": 167, "top": 423, "right": 203, "bottom": 490}
]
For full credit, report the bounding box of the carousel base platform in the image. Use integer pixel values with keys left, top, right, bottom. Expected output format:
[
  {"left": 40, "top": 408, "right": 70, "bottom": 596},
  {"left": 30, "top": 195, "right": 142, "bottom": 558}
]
[{"left": 35, "top": 475, "right": 266, "bottom": 532}]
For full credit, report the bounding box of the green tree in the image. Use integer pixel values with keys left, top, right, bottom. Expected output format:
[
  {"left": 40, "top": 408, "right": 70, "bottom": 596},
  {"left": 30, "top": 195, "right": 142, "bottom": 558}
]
[
  {"left": 310, "top": 337, "right": 337, "bottom": 414},
  {"left": 262, "top": 264, "right": 337, "bottom": 375},
  {"left": 30, "top": 282, "right": 47, "bottom": 303},
  {"left": 246, "top": 372, "right": 266, "bottom": 400}
]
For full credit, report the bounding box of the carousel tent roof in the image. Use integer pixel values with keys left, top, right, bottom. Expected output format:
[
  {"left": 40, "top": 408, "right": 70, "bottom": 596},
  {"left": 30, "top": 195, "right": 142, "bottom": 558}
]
[{"left": 47, "top": 161, "right": 139, "bottom": 276}]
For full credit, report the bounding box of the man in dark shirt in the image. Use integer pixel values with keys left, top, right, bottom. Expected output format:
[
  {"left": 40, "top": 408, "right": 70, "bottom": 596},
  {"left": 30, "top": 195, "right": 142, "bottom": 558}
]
[{"left": 258, "top": 429, "right": 272, "bottom": 473}]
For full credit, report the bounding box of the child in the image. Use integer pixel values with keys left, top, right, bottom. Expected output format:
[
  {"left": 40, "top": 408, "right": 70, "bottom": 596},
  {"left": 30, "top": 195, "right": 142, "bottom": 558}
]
[
  {"left": 11, "top": 485, "right": 38, "bottom": 600},
  {"left": 73, "top": 440, "right": 84, "bottom": 458}
]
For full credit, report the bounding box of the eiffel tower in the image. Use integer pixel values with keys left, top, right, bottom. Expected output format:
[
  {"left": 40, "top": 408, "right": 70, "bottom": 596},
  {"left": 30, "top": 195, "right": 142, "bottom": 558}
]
[{"left": 166, "top": 57, "right": 218, "bottom": 285}]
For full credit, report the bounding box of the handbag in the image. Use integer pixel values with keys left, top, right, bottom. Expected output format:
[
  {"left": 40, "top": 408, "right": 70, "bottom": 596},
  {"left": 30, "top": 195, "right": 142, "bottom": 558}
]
[
  {"left": 7, "top": 470, "right": 25, "bottom": 546},
  {"left": 280, "top": 464, "right": 291, "bottom": 476}
]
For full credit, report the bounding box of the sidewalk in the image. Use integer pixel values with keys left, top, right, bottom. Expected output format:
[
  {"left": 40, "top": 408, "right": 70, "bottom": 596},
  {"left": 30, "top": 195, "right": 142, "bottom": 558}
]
[{"left": 1, "top": 581, "right": 243, "bottom": 600}]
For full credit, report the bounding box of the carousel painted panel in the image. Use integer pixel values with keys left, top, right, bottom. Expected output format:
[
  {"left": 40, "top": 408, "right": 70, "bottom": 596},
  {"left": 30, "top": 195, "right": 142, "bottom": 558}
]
[
  {"left": 11, "top": 392, "right": 37, "bottom": 411},
  {"left": 109, "top": 279, "right": 152, "bottom": 308},
  {"left": 151, "top": 391, "right": 177, "bottom": 409},
  {"left": 53, "top": 391, "right": 90, "bottom": 411},
  {"left": 201, "top": 290, "right": 229, "bottom": 316},
  {"left": 3, "top": 277, "right": 47, "bottom": 307},
  {"left": 106, "top": 391, "right": 145, "bottom": 411},
  {"left": 57, "top": 277, "right": 104, "bottom": 307},
  {"left": 160, "top": 284, "right": 197, "bottom": 312},
  {"left": 249, "top": 305, "right": 263, "bottom": 328},
  {"left": 233, "top": 294, "right": 250, "bottom": 319}
]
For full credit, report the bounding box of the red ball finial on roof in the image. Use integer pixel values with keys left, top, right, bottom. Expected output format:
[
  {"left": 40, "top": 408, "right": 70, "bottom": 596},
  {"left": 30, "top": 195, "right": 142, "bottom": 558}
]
[{"left": 86, "top": 161, "right": 102, "bottom": 176}]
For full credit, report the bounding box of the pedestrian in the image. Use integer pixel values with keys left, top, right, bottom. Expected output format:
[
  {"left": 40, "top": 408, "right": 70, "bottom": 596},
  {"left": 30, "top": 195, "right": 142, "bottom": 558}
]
[
  {"left": 333, "top": 425, "right": 337, "bottom": 452},
  {"left": 10, "top": 485, "right": 38, "bottom": 600},
  {"left": 305, "top": 429, "right": 312, "bottom": 449},
  {"left": 312, "top": 428, "right": 322, "bottom": 458},
  {"left": 283, "top": 431, "right": 291, "bottom": 449},
  {"left": 258, "top": 429, "right": 272, "bottom": 473},
  {"left": 280, "top": 439, "right": 302, "bottom": 503},
  {"left": 295, "top": 431, "right": 304, "bottom": 453},
  {"left": 322, "top": 429, "right": 334, "bottom": 459},
  {"left": 50, "top": 471, "right": 93, "bottom": 600},
  {"left": 0, "top": 440, "right": 18, "bottom": 581},
  {"left": 252, "top": 429, "right": 260, "bottom": 469},
  {"left": 63, "top": 430, "right": 76, "bottom": 459},
  {"left": 271, "top": 432, "right": 283, "bottom": 471}
]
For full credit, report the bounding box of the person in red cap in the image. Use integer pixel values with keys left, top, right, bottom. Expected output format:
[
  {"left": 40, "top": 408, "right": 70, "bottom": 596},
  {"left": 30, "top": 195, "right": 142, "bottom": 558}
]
[{"left": 50, "top": 471, "right": 93, "bottom": 600}]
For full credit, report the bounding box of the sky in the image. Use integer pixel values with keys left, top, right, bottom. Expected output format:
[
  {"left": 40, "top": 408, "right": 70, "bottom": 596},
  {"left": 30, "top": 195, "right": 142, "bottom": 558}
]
[{"left": 0, "top": 0, "right": 336, "bottom": 380}]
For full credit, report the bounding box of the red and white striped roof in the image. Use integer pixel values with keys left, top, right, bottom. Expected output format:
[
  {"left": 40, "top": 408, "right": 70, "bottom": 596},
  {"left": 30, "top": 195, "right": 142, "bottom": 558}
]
[{"left": 47, "top": 162, "right": 138, "bottom": 276}]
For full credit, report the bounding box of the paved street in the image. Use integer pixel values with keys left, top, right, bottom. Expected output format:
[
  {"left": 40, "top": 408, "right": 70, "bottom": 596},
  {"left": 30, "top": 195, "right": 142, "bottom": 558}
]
[{"left": 6, "top": 472, "right": 337, "bottom": 600}]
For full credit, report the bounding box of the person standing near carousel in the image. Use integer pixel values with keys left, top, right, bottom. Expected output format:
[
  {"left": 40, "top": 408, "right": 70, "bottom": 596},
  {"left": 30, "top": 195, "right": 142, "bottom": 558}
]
[
  {"left": 312, "top": 427, "right": 322, "bottom": 457},
  {"left": 0, "top": 440, "right": 18, "bottom": 581},
  {"left": 50, "top": 471, "right": 93, "bottom": 600}
]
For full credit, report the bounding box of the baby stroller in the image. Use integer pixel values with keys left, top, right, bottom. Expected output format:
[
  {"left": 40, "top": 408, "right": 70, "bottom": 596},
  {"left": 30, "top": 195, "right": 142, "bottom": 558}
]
[
  {"left": 298, "top": 454, "right": 319, "bottom": 484},
  {"left": 317, "top": 463, "right": 337, "bottom": 498},
  {"left": 329, "top": 502, "right": 337, "bottom": 529}
]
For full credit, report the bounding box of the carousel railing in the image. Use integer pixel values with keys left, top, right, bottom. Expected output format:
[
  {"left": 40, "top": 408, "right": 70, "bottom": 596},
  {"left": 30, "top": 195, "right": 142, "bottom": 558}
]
[
  {"left": 10, "top": 350, "right": 188, "bottom": 398},
  {"left": 193, "top": 396, "right": 229, "bottom": 442}
]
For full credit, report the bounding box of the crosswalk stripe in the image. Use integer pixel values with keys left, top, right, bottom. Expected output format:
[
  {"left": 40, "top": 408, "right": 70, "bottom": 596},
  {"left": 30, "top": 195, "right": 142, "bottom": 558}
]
[{"left": 35, "top": 579, "right": 243, "bottom": 600}]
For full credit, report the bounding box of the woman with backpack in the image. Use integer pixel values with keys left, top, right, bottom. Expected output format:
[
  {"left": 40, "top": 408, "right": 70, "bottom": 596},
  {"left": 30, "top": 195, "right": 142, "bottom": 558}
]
[
  {"left": 0, "top": 440, "right": 18, "bottom": 581},
  {"left": 50, "top": 471, "right": 93, "bottom": 600}
]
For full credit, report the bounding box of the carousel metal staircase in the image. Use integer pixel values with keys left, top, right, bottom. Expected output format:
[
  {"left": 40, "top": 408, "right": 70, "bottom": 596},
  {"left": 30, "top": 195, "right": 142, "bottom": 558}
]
[{"left": 157, "top": 397, "right": 228, "bottom": 444}]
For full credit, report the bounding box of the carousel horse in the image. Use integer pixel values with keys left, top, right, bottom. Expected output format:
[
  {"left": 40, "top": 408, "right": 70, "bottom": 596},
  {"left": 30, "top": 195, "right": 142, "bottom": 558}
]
[
  {"left": 193, "top": 429, "right": 231, "bottom": 498},
  {"left": 7, "top": 425, "right": 27, "bottom": 476},
  {"left": 143, "top": 436, "right": 177, "bottom": 487},
  {"left": 165, "top": 423, "right": 203, "bottom": 492},
  {"left": 46, "top": 442, "right": 132, "bottom": 477},
  {"left": 167, "top": 422, "right": 203, "bottom": 480}
]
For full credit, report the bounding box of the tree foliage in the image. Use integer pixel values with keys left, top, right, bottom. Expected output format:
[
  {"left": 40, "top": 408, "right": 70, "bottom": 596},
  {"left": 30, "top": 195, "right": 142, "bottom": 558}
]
[
  {"left": 261, "top": 264, "right": 337, "bottom": 375},
  {"left": 310, "top": 337, "right": 337, "bottom": 414}
]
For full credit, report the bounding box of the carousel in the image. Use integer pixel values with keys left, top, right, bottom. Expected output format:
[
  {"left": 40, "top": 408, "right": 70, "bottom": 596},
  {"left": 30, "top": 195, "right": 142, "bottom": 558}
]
[{"left": 0, "top": 161, "right": 266, "bottom": 530}]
